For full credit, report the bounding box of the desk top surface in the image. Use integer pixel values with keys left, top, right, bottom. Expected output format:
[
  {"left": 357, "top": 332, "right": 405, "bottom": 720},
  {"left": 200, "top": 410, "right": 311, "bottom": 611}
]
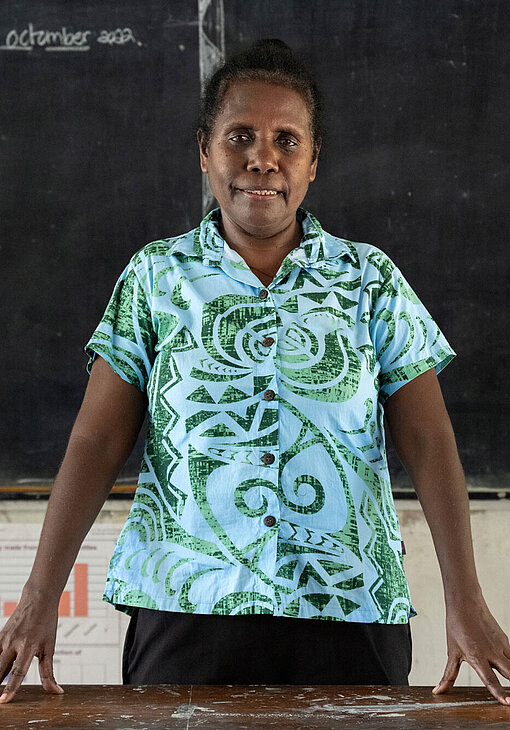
[{"left": 1, "top": 685, "right": 510, "bottom": 728}]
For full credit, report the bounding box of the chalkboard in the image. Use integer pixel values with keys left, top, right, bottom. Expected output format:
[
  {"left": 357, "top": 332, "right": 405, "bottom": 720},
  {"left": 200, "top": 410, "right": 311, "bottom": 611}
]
[{"left": 1, "top": 0, "right": 508, "bottom": 491}]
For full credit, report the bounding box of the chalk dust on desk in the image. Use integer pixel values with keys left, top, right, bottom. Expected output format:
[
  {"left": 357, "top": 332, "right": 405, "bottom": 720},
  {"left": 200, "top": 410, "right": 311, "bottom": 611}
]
[
  {"left": 171, "top": 703, "right": 216, "bottom": 719},
  {"left": 367, "top": 694, "right": 392, "bottom": 700},
  {"left": 309, "top": 697, "right": 332, "bottom": 702},
  {"left": 347, "top": 693, "right": 392, "bottom": 701}
]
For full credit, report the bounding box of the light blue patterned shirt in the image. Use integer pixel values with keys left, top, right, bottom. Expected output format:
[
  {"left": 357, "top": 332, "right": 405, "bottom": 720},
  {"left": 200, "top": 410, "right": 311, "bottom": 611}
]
[{"left": 85, "top": 207, "right": 455, "bottom": 623}]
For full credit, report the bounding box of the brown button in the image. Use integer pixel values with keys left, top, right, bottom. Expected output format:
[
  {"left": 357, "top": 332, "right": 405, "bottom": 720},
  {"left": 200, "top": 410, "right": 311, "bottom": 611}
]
[
  {"left": 262, "top": 453, "right": 275, "bottom": 465},
  {"left": 263, "top": 515, "right": 276, "bottom": 527},
  {"left": 263, "top": 389, "right": 275, "bottom": 401},
  {"left": 259, "top": 289, "right": 269, "bottom": 300},
  {"left": 262, "top": 337, "right": 274, "bottom": 347}
]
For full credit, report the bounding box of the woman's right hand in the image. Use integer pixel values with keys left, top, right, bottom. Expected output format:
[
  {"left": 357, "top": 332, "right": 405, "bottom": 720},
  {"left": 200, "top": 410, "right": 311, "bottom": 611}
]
[
  {"left": 0, "top": 357, "right": 147, "bottom": 705},
  {"left": 0, "top": 586, "right": 64, "bottom": 704}
]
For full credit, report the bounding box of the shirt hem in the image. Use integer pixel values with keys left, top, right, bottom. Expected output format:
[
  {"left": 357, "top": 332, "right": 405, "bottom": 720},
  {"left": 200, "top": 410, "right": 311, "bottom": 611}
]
[{"left": 103, "top": 592, "right": 415, "bottom": 624}]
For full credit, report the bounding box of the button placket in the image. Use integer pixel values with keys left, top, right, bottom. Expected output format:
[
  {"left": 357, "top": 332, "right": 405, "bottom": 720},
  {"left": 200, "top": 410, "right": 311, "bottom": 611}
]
[
  {"left": 258, "top": 288, "right": 276, "bottom": 351},
  {"left": 256, "top": 287, "right": 280, "bottom": 538}
]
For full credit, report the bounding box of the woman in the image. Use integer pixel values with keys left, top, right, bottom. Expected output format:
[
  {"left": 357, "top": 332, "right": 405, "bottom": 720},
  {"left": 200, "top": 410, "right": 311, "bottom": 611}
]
[{"left": 1, "top": 39, "right": 509, "bottom": 703}]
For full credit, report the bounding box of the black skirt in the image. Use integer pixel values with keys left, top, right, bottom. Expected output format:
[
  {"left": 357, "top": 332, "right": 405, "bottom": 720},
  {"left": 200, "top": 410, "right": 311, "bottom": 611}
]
[{"left": 122, "top": 608, "right": 412, "bottom": 685}]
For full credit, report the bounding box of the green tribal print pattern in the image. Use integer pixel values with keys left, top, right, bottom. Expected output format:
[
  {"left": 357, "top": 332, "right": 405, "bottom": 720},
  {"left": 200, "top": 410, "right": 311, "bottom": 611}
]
[{"left": 86, "top": 207, "right": 455, "bottom": 623}]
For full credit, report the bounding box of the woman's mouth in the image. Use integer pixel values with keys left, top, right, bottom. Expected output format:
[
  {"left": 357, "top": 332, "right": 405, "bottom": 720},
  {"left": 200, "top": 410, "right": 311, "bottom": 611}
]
[{"left": 237, "top": 188, "right": 283, "bottom": 200}]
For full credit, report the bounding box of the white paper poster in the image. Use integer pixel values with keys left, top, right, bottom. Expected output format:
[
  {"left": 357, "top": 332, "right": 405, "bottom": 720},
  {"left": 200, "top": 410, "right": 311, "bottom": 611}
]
[{"left": 0, "top": 522, "right": 129, "bottom": 685}]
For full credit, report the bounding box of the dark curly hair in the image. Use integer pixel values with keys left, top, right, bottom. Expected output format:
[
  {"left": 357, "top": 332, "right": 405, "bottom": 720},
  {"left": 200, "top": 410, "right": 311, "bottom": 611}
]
[{"left": 197, "top": 39, "right": 323, "bottom": 158}]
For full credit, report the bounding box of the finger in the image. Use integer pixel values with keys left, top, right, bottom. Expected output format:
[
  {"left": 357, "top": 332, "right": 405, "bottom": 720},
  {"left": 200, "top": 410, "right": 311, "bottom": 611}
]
[
  {"left": 491, "top": 654, "right": 510, "bottom": 683},
  {"left": 37, "top": 652, "right": 63, "bottom": 695},
  {"left": 0, "top": 652, "right": 33, "bottom": 704},
  {"left": 432, "top": 654, "right": 461, "bottom": 695},
  {"left": 470, "top": 661, "right": 510, "bottom": 706},
  {"left": 0, "top": 649, "right": 16, "bottom": 684}
]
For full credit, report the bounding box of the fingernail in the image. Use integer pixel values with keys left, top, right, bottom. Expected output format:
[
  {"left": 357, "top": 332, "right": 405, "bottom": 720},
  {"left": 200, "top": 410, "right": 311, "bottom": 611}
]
[
  {"left": 505, "top": 697, "right": 510, "bottom": 705},
  {"left": 0, "top": 694, "right": 7, "bottom": 703}
]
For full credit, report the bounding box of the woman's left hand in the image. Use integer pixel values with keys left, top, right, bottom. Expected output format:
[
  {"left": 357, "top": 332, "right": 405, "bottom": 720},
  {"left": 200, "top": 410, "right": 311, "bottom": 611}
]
[
  {"left": 385, "top": 370, "right": 510, "bottom": 706},
  {"left": 433, "top": 597, "right": 510, "bottom": 706}
]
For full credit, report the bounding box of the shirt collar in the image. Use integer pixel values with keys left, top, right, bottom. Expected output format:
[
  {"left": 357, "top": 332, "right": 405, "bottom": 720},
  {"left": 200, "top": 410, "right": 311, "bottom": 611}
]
[{"left": 182, "top": 207, "right": 356, "bottom": 267}]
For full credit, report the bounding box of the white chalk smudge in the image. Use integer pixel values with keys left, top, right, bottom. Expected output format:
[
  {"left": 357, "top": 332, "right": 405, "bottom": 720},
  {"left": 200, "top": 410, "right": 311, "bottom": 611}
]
[
  {"left": 368, "top": 694, "right": 392, "bottom": 700},
  {"left": 173, "top": 698, "right": 493, "bottom": 721},
  {"left": 300, "top": 699, "right": 492, "bottom": 715},
  {"left": 171, "top": 703, "right": 217, "bottom": 718},
  {"left": 171, "top": 703, "right": 190, "bottom": 719}
]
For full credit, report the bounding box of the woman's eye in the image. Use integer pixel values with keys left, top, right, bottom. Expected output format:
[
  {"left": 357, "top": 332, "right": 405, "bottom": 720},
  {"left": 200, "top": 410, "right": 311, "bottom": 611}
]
[
  {"left": 228, "top": 135, "right": 297, "bottom": 148},
  {"left": 279, "top": 137, "right": 297, "bottom": 148}
]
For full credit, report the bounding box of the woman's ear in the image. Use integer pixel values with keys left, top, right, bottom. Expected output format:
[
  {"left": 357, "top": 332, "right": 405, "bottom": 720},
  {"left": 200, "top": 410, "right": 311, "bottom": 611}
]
[
  {"left": 197, "top": 129, "right": 209, "bottom": 173},
  {"left": 309, "top": 141, "right": 321, "bottom": 182}
]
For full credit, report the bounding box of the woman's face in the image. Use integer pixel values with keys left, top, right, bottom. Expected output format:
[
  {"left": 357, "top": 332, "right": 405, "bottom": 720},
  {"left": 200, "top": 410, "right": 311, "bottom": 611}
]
[{"left": 198, "top": 80, "right": 319, "bottom": 239}]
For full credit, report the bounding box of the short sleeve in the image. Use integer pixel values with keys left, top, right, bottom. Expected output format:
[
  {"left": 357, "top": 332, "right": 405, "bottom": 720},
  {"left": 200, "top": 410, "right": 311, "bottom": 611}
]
[
  {"left": 84, "top": 260, "right": 156, "bottom": 391},
  {"left": 369, "top": 253, "right": 456, "bottom": 403}
]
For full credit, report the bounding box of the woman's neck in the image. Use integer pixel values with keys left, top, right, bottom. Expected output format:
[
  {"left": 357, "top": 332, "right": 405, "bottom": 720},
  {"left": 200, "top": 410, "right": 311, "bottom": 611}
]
[{"left": 218, "top": 213, "right": 302, "bottom": 276}]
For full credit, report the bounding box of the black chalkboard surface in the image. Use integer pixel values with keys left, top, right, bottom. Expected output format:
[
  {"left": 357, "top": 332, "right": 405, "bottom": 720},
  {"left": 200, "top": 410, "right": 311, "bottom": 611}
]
[{"left": 1, "top": 1, "right": 508, "bottom": 491}]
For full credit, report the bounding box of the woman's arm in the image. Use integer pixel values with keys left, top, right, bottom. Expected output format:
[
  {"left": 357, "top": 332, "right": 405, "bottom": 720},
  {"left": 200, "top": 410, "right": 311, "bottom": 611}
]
[
  {"left": 0, "top": 356, "right": 147, "bottom": 704},
  {"left": 384, "top": 367, "right": 510, "bottom": 705}
]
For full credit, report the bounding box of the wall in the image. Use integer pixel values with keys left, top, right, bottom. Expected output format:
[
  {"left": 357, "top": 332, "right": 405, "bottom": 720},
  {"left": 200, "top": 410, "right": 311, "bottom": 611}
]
[
  {"left": 1, "top": 498, "right": 508, "bottom": 687},
  {"left": 400, "top": 499, "right": 510, "bottom": 687}
]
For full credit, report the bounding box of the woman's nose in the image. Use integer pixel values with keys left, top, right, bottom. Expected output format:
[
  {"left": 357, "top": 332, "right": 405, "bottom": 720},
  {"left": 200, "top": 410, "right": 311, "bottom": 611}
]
[{"left": 246, "top": 140, "right": 279, "bottom": 173}]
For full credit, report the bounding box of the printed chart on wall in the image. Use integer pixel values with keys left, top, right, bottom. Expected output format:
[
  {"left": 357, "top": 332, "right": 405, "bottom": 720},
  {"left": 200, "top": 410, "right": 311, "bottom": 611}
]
[{"left": 0, "top": 523, "right": 129, "bottom": 684}]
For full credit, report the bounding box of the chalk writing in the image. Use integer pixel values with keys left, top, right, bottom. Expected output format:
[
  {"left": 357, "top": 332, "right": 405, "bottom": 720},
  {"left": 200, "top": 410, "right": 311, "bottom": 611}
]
[
  {"left": 0, "top": 23, "right": 143, "bottom": 51},
  {"left": 97, "top": 27, "right": 138, "bottom": 45}
]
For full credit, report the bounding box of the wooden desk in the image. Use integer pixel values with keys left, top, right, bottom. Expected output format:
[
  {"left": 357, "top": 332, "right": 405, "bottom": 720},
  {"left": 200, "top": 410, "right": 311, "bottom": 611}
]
[{"left": 1, "top": 685, "right": 510, "bottom": 728}]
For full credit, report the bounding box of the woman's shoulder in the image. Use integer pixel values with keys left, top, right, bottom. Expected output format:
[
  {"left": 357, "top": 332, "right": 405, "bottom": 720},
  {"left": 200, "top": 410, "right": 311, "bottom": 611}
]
[
  {"left": 130, "top": 227, "right": 198, "bottom": 267},
  {"left": 322, "top": 228, "right": 398, "bottom": 280}
]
